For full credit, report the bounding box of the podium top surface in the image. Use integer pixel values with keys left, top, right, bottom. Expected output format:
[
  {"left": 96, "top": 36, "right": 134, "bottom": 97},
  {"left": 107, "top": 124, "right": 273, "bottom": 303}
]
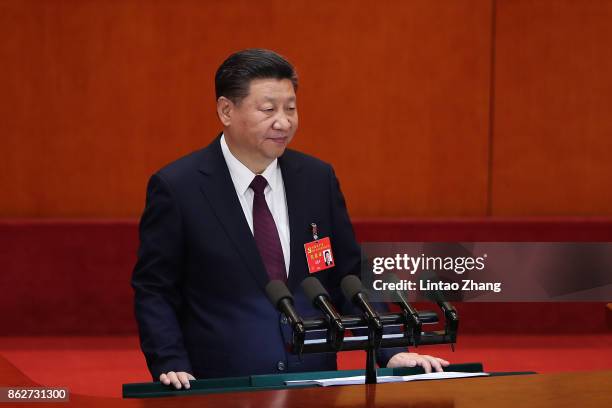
[{"left": 123, "top": 363, "right": 487, "bottom": 398}]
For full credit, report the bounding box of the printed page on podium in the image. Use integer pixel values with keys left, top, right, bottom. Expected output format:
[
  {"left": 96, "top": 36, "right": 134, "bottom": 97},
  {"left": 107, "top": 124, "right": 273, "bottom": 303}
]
[{"left": 285, "top": 371, "right": 490, "bottom": 387}]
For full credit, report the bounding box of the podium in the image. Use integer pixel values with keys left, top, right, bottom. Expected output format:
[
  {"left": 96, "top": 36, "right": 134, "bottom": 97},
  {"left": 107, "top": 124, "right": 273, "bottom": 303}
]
[
  {"left": 1, "top": 356, "right": 611, "bottom": 407},
  {"left": 122, "top": 363, "right": 527, "bottom": 398}
]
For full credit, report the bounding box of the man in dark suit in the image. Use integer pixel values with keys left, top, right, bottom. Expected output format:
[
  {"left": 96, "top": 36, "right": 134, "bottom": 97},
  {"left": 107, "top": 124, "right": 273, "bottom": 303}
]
[{"left": 132, "top": 49, "right": 449, "bottom": 390}]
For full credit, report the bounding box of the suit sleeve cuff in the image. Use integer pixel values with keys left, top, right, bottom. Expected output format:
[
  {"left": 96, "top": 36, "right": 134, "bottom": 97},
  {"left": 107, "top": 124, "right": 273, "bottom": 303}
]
[
  {"left": 150, "top": 357, "right": 193, "bottom": 381},
  {"left": 376, "top": 346, "right": 408, "bottom": 368}
]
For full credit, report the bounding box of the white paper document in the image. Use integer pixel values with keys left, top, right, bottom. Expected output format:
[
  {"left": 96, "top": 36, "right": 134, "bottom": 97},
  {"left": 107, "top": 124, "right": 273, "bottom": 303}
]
[{"left": 285, "top": 371, "right": 490, "bottom": 387}]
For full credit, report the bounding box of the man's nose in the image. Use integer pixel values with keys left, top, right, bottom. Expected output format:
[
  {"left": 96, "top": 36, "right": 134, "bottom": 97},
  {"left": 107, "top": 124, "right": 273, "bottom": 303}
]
[{"left": 272, "top": 114, "right": 292, "bottom": 130}]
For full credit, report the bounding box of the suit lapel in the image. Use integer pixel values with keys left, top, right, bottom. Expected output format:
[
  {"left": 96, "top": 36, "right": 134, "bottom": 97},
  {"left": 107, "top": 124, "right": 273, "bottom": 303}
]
[
  {"left": 279, "top": 153, "right": 308, "bottom": 292},
  {"left": 198, "top": 137, "right": 270, "bottom": 292}
]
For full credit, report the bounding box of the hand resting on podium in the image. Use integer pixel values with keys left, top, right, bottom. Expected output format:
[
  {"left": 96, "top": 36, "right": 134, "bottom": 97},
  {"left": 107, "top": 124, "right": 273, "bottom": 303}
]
[
  {"left": 386, "top": 352, "right": 450, "bottom": 373},
  {"left": 159, "top": 371, "right": 195, "bottom": 390}
]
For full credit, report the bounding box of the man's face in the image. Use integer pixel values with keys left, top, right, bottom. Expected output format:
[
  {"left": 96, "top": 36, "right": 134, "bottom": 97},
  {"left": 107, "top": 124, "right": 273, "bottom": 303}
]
[{"left": 222, "top": 78, "right": 298, "bottom": 170}]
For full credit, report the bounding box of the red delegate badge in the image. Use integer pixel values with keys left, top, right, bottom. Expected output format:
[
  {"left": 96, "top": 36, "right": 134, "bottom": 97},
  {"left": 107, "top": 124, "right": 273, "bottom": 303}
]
[{"left": 304, "top": 237, "right": 335, "bottom": 273}]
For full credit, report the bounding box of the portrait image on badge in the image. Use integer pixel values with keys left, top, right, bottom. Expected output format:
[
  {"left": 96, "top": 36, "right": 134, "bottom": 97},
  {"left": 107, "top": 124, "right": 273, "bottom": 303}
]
[{"left": 323, "top": 249, "right": 334, "bottom": 266}]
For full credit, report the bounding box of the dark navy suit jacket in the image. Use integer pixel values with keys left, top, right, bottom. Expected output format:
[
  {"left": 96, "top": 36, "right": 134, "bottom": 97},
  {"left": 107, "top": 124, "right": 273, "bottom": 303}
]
[{"left": 132, "top": 136, "right": 401, "bottom": 380}]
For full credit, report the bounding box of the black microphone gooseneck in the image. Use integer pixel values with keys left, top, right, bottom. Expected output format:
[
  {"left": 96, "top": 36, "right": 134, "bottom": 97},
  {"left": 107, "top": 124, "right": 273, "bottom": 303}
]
[
  {"left": 265, "top": 280, "right": 306, "bottom": 355},
  {"left": 341, "top": 275, "right": 383, "bottom": 384},
  {"left": 419, "top": 272, "right": 459, "bottom": 348},
  {"left": 387, "top": 273, "right": 422, "bottom": 346},
  {"left": 301, "top": 276, "right": 345, "bottom": 351}
]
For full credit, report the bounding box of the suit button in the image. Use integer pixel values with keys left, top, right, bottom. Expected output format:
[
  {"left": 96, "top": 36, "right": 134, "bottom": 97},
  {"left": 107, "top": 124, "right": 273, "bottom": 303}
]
[
  {"left": 281, "top": 315, "right": 288, "bottom": 325},
  {"left": 277, "top": 361, "right": 286, "bottom": 371}
]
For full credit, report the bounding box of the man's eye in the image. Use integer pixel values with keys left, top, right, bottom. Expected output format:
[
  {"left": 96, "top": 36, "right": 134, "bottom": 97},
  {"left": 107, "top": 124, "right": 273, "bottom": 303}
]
[{"left": 261, "top": 108, "right": 274, "bottom": 112}]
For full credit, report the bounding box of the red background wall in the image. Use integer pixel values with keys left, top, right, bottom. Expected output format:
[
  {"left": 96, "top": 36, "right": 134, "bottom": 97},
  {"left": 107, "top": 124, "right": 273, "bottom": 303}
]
[
  {"left": 1, "top": 0, "right": 611, "bottom": 218},
  {"left": 492, "top": 0, "right": 612, "bottom": 215}
]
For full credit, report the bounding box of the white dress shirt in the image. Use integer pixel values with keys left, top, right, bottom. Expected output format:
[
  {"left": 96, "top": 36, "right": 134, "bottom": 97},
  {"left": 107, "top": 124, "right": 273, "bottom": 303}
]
[{"left": 220, "top": 134, "right": 291, "bottom": 276}]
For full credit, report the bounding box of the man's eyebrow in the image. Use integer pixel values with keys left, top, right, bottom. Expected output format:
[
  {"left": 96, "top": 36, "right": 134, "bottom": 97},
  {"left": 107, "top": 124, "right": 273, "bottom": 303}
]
[{"left": 261, "top": 96, "right": 296, "bottom": 102}]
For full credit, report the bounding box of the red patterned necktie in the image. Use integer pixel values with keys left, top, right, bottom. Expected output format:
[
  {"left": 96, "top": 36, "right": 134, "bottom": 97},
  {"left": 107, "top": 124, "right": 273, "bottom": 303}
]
[{"left": 250, "top": 175, "right": 287, "bottom": 282}]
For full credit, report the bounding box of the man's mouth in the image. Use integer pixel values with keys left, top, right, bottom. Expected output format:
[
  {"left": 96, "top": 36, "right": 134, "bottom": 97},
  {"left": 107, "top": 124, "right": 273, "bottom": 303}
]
[{"left": 268, "top": 137, "right": 288, "bottom": 144}]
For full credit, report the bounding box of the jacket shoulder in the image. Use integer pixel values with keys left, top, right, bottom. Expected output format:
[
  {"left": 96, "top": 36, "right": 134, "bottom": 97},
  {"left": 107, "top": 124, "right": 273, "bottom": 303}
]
[
  {"left": 156, "top": 148, "right": 206, "bottom": 178},
  {"left": 281, "top": 148, "right": 333, "bottom": 174},
  {"left": 153, "top": 139, "right": 219, "bottom": 187}
]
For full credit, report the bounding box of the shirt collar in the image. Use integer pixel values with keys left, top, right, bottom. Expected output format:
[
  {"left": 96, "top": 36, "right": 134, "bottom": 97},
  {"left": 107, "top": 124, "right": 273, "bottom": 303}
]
[{"left": 220, "top": 133, "right": 279, "bottom": 195}]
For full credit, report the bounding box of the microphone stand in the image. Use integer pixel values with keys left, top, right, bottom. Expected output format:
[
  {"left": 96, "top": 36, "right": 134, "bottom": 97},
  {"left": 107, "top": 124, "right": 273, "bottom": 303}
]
[
  {"left": 286, "top": 304, "right": 459, "bottom": 384},
  {"left": 271, "top": 279, "right": 459, "bottom": 386},
  {"left": 365, "top": 313, "right": 383, "bottom": 384}
]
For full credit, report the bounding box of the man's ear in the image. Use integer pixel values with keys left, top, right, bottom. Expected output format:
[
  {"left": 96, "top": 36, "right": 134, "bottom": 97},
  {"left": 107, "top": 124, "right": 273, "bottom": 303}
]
[{"left": 216, "top": 96, "right": 233, "bottom": 126}]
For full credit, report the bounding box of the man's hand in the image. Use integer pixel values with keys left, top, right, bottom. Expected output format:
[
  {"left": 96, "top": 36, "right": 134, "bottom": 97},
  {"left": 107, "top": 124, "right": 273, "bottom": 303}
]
[
  {"left": 159, "top": 371, "right": 196, "bottom": 389},
  {"left": 386, "top": 352, "right": 450, "bottom": 373}
]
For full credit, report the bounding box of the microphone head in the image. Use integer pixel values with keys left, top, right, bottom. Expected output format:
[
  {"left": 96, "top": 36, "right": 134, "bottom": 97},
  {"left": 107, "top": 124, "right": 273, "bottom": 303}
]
[
  {"left": 301, "top": 276, "right": 330, "bottom": 303},
  {"left": 340, "top": 274, "right": 363, "bottom": 302},
  {"left": 419, "top": 270, "right": 448, "bottom": 303},
  {"left": 386, "top": 273, "right": 404, "bottom": 302},
  {"left": 265, "top": 280, "right": 293, "bottom": 309},
  {"left": 387, "top": 273, "right": 400, "bottom": 284}
]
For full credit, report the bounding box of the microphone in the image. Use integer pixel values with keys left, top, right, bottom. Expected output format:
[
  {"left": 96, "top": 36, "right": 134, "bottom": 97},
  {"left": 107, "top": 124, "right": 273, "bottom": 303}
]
[
  {"left": 418, "top": 272, "right": 459, "bottom": 347},
  {"left": 387, "top": 273, "right": 422, "bottom": 345},
  {"left": 265, "top": 280, "right": 304, "bottom": 330},
  {"left": 340, "top": 275, "right": 383, "bottom": 332},
  {"left": 419, "top": 272, "right": 458, "bottom": 321},
  {"left": 340, "top": 274, "right": 382, "bottom": 385},
  {"left": 301, "top": 276, "right": 345, "bottom": 350},
  {"left": 265, "top": 280, "right": 305, "bottom": 353}
]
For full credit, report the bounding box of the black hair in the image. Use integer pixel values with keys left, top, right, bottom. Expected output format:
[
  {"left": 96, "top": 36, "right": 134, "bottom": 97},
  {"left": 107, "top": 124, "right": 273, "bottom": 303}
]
[{"left": 215, "top": 48, "right": 298, "bottom": 104}]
